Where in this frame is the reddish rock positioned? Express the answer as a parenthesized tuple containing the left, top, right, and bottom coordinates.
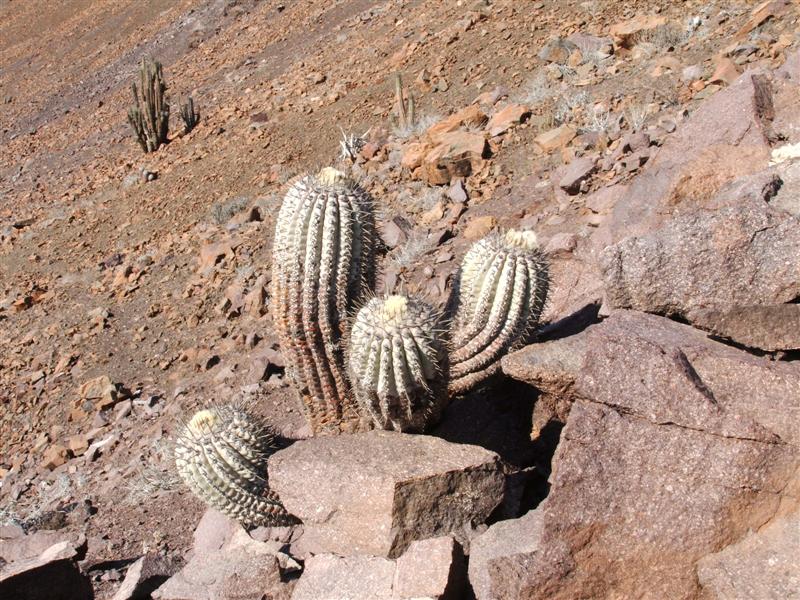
(426, 105, 487, 141)
(400, 141, 430, 170)
(609, 15, 667, 49)
(291, 554, 395, 600)
(534, 125, 576, 153)
(268, 432, 504, 558)
(422, 132, 488, 185)
(486, 104, 531, 137)
(558, 156, 597, 194)
(710, 57, 741, 86)
(463, 216, 497, 240)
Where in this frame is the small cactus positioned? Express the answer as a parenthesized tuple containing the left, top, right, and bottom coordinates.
(449, 229, 549, 394)
(339, 127, 366, 162)
(180, 96, 200, 134)
(272, 167, 377, 434)
(174, 405, 292, 526)
(348, 295, 448, 432)
(127, 57, 170, 153)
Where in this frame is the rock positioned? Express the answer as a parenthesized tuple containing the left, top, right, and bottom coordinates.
(601, 203, 800, 325)
(394, 536, 466, 600)
(710, 57, 741, 86)
(291, 554, 395, 600)
(565, 33, 613, 58)
(463, 215, 497, 240)
(609, 15, 667, 49)
(681, 63, 704, 83)
(41, 444, 71, 470)
(153, 528, 292, 600)
(446, 179, 468, 203)
(400, 141, 430, 170)
(491, 310, 799, 599)
(486, 103, 531, 137)
(426, 105, 488, 141)
(0, 536, 91, 600)
(382, 216, 412, 249)
(268, 431, 504, 557)
(111, 553, 180, 600)
(422, 131, 488, 185)
(543, 232, 577, 256)
(78, 375, 124, 410)
(606, 72, 774, 242)
(468, 510, 544, 600)
(689, 303, 800, 352)
(558, 156, 597, 194)
(734, 0, 793, 39)
(291, 536, 465, 600)
(192, 509, 242, 555)
(534, 125, 576, 153)
(537, 37, 577, 64)
(697, 512, 800, 599)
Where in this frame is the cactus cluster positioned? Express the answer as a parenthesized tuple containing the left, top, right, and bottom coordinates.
(348, 295, 448, 432)
(174, 405, 292, 526)
(128, 57, 170, 153)
(180, 96, 200, 134)
(448, 230, 549, 393)
(270, 165, 549, 435)
(271, 167, 377, 434)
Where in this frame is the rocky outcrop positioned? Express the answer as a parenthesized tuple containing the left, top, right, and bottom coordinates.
(268, 431, 504, 558)
(488, 310, 799, 599)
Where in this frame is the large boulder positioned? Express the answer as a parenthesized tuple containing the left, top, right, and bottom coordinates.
(268, 431, 504, 558)
(600, 201, 800, 350)
(485, 311, 799, 599)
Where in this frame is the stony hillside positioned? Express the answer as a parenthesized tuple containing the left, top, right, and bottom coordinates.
(1, 1, 798, 598)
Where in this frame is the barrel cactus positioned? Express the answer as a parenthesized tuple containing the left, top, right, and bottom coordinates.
(348, 295, 448, 432)
(271, 167, 378, 434)
(448, 229, 549, 394)
(174, 405, 293, 526)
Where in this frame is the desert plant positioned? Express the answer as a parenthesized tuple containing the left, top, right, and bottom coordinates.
(127, 56, 170, 153)
(448, 229, 549, 394)
(180, 96, 200, 134)
(174, 405, 293, 526)
(339, 127, 366, 162)
(390, 73, 415, 133)
(348, 295, 448, 432)
(271, 167, 378, 434)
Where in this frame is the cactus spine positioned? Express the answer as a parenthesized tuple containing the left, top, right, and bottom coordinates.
(449, 229, 549, 394)
(348, 295, 448, 432)
(272, 167, 377, 434)
(127, 56, 170, 153)
(174, 405, 292, 526)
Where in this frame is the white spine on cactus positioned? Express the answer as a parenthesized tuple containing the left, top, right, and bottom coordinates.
(348, 295, 448, 432)
(449, 229, 549, 394)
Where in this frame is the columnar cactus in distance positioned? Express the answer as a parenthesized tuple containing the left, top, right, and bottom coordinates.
(174, 405, 293, 526)
(272, 167, 377, 434)
(348, 295, 448, 432)
(127, 56, 170, 153)
(448, 229, 549, 394)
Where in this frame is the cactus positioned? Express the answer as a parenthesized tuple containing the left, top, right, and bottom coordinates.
(272, 167, 377, 434)
(174, 405, 293, 526)
(348, 295, 448, 432)
(448, 229, 549, 394)
(180, 96, 200, 134)
(127, 57, 170, 153)
(390, 73, 415, 133)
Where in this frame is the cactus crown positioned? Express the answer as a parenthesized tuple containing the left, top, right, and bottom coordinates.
(348, 294, 448, 432)
(174, 405, 293, 526)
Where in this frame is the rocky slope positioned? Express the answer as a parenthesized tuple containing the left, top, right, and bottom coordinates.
(1, 0, 798, 598)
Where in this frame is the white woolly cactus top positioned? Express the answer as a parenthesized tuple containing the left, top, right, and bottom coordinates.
(316, 166, 351, 187)
(504, 229, 539, 250)
(187, 408, 218, 435)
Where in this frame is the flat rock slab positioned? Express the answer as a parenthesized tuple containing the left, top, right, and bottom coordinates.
(484, 310, 799, 599)
(291, 536, 465, 600)
(269, 431, 504, 558)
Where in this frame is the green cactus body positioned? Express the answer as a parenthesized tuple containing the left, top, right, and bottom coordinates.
(272, 168, 377, 434)
(127, 57, 170, 153)
(348, 295, 448, 432)
(174, 406, 292, 526)
(449, 230, 549, 394)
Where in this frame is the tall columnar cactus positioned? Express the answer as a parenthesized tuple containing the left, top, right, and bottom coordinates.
(449, 229, 549, 394)
(272, 167, 377, 434)
(348, 295, 448, 432)
(174, 405, 293, 526)
(127, 56, 170, 153)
